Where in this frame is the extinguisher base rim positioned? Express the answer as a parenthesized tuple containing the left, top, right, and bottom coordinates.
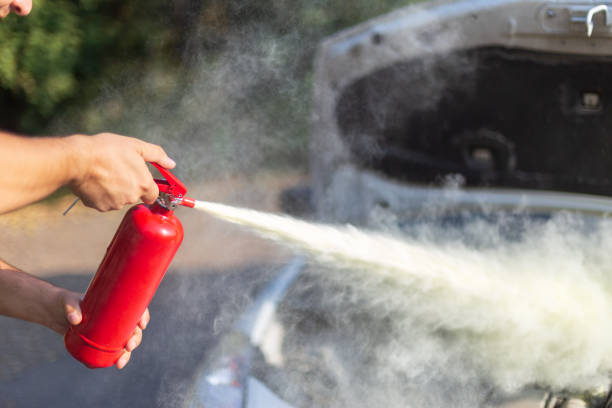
(64, 327, 122, 369)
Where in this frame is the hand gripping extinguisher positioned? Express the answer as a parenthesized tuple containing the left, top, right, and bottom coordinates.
(64, 163, 195, 368)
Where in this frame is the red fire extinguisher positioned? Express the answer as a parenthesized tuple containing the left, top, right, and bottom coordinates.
(64, 163, 195, 368)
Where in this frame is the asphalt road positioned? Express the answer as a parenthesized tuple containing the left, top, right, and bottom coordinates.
(0, 265, 274, 408)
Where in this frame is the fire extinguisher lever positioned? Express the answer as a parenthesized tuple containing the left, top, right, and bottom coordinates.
(152, 163, 195, 209)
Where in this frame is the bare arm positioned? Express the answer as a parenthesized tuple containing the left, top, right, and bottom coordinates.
(0, 258, 71, 333)
(0, 131, 78, 213)
(0, 258, 149, 369)
(0, 131, 163, 368)
(0, 131, 175, 214)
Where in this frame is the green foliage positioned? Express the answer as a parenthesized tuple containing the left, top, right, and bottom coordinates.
(0, 0, 79, 126)
(0, 0, 423, 173)
(0, 0, 178, 132)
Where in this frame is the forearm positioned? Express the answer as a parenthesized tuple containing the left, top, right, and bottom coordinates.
(0, 258, 147, 369)
(0, 131, 82, 214)
(0, 259, 67, 333)
(0, 130, 175, 213)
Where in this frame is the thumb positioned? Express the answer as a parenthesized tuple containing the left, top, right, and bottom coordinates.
(64, 294, 83, 326)
(137, 141, 176, 169)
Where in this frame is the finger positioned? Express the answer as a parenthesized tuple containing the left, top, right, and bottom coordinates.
(140, 179, 160, 205)
(64, 293, 83, 326)
(139, 308, 150, 330)
(116, 350, 131, 370)
(11, 0, 32, 16)
(126, 327, 143, 352)
(137, 141, 176, 169)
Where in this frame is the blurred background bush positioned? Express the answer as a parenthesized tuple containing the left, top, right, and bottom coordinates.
(0, 0, 418, 177)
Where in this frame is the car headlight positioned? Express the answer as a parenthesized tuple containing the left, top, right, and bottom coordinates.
(186, 332, 251, 408)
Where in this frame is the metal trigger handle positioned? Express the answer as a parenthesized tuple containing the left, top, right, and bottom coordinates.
(151, 163, 195, 208)
(152, 162, 188, 199)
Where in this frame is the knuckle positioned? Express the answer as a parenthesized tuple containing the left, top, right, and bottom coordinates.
(143, 182, 159, 197)
(141, 193, 155, 204)
(94, 132, 112, 142)
(81, 199, 95, 209)
(140, 180, 155, 193)
(96, 204, 109, 213)
(148, 186, 159, 200)
(127, 330, 142, 351)
(118, 352, 131, 368)
(100, 132, 119, 138)
(127, 193, 140, 204)
(148, 143, 166, 158)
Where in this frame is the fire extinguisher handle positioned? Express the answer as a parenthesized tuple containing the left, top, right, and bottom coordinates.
(151, 162, 188, 198)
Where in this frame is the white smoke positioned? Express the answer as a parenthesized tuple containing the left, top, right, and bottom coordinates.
(195, 200, 612, 397)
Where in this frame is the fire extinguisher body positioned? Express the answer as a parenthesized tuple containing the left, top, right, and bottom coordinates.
(64, 203, 183, 368)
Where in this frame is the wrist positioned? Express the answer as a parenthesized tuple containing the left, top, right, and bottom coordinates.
(63, 134, 92, 186)
(0, 268, 68, 334)
(40, 286, 72, 334)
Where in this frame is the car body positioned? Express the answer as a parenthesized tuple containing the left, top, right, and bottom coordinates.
(186, 1, 612, 407)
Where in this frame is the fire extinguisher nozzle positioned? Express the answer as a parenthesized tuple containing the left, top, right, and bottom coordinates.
(181, 197, 196, 208)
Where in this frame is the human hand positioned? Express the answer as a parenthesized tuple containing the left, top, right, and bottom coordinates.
(0, 0, 32, 18)
(57, 289, 150, 370)
(66, 133, 176, 212)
